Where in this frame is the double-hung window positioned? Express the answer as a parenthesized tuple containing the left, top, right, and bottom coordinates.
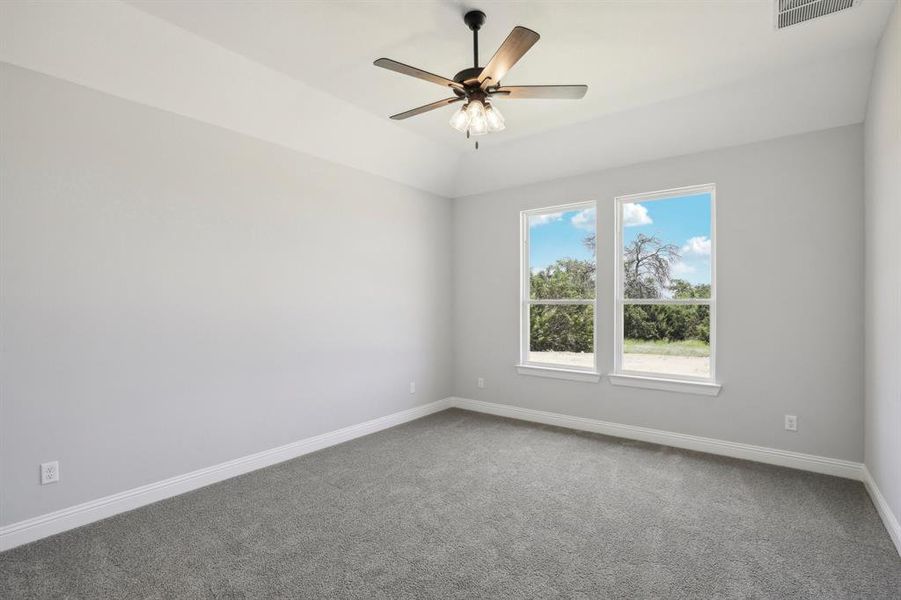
(519, 202, 598, 377)
(614, 184, 716, 384)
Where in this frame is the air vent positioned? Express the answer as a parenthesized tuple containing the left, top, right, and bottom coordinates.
(776, 0, 858, 29)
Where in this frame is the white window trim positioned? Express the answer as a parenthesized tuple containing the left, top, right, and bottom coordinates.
(518, 201, 599, 379)
(608, 373, 721, 396)
(613, 183, 719, 392)
(516, 364, 602, 383)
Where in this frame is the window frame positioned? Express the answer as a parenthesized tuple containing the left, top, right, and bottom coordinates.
(613, 183, 717, 384)
(519, 201, 599, 376)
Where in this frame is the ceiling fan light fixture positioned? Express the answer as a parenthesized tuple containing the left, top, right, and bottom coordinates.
(485, 103, 505, 132)
(449, 105, 471, 132)
(466, 99, 489, 136)
(469, 115, 489, 136)
(466, 99, 486, 121)
(374, 11, 587, 141)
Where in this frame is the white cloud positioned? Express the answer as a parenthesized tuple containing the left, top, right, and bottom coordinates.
(623, 203, 652, 227)
(529, 212, 562, 227)
(681, 236, 711, 257)
(571, 208, 596, 231)
(671, 262, 696, 276)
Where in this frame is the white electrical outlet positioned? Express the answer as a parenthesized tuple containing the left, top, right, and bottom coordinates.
(784, 415, 798, 432)
(41, 461, 59, 485)
(409, 381, 416, 394)
(477, 377, 485, 389)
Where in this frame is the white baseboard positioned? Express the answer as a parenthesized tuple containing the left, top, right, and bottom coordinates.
(862, 467, 901, 557)
(0, 398, 452, 552)
(5, 397, 895, 559)
(448, 397, 865, 481)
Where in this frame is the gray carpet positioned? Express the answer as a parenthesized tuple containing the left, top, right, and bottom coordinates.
(1, 409, 899, 599)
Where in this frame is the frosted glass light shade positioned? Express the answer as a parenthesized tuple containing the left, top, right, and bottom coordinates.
(449, 105, 471, 132)
(485, 103, 505, 132)
(466, 99, 486, 120)
(467, 100, 488, 136)
(469, 114, 488, 136)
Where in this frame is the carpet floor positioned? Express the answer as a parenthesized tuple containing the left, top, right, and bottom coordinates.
(1, 408, 899, 599)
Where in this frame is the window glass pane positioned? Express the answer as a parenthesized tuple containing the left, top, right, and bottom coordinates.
(622, 193, 711, 299)
(529, 207, 596, 300)
(622, 304, 710, 378)
(529, 304, 594, 369)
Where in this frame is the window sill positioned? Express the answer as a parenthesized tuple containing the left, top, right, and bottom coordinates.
(515, 364, 601, 383)
(608, 373, 721, 396)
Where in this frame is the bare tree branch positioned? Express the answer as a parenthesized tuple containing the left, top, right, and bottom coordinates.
(624, 234, 680, 298)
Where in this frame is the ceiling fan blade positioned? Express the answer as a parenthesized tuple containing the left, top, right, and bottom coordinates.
(389, 97, 462, 120)
(490, 85, 588, 100)
(374, 58, 464, 91)
(478, 26, 540, 89)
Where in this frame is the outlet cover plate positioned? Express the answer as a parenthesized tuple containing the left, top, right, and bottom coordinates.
(784, 415, 798, 432)
(41, 461, 60, 485)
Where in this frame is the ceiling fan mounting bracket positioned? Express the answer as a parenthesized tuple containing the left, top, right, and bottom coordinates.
(463, 10, 487, 32)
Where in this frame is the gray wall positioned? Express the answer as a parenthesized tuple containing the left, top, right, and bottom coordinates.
(864, 5, 901, 527)
(454, 125, 865, 462)
(0, 57, 879, 530)
(0, 64, 453, 525)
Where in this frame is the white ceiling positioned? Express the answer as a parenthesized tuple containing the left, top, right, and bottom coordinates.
(2, 1, 895, 196)
(128, 0, 894, 147)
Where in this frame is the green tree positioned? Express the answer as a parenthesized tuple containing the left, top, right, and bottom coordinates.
(670, 279, 710, 299)
(529, 257, 595, 352)
(528, 239, 710, 351)
(530, 258, 595, 299)
(529, 304, 593, 352)
(623, 279, 710, 343)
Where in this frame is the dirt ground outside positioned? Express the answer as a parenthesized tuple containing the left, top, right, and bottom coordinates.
(529, 351, 709, 378)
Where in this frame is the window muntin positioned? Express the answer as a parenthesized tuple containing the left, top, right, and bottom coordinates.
(521, 203, 597, 371)
(615, 185, 715, 382)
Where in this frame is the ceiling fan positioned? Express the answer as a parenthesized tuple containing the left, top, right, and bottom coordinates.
(374, 10, 588, 144)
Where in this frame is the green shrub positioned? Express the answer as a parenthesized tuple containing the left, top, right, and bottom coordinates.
(531, 257, 710, 349)
(529, 304, 593, 352)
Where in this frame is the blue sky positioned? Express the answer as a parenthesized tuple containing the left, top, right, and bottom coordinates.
(528, 208, 595, 271)
(529, 193, 712, 285)
(623, 193, 711, 285)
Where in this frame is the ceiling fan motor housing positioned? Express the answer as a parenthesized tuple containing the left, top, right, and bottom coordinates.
(452, 67, 485, 93)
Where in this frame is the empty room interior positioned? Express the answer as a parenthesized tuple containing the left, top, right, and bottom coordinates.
(1, 1, 900, 598)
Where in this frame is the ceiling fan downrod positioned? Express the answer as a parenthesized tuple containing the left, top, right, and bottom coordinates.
(464, 10, 486, 68)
